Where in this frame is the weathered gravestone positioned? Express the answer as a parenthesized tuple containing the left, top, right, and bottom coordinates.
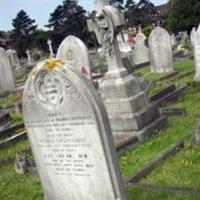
(87, 1, 166, 144)
(133, 31, 149, 65)
(56, 35, 92, 79)
(22, 59, 126, 200)
(7, 49, 25, 80)
(0, 47, 16, 91)
(6, 49, 20, 67)
(190, 25, 200, 82)
(149, 26, 173, 73)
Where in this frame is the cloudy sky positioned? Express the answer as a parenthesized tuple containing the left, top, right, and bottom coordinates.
(0, 0, 168, 31)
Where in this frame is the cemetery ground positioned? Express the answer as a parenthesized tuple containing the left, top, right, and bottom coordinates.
(0, 58, 200, 200)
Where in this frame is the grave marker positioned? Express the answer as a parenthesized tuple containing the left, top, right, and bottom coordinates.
(149, 26, 173, 73)
(133, 31, 149, 65)
(22, 58, 126, 200)
(0, 47, 15, 91)
(56, 35, 91, 79)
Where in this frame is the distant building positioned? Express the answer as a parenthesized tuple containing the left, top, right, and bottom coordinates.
(153, 1, 170, 24)
(155, 2, 170, 15)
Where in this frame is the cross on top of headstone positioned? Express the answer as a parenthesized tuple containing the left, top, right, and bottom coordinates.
(87, 0, 126, 78)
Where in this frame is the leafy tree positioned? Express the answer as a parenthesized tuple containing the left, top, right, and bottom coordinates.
(29, 30, 52, 52)
(11, 10, 37, 56)
(46, 0, 90, 48)
(125, 0, 157, 27)
(124, 0, 137, 27)
(168, 0, 200, 33)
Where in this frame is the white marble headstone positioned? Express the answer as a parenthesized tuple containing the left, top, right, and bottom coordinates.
(133, 32, 149, 65)
(56, 35, 92, 79)
(149, 26, 173, 73)
(0, 47, 15, 91)
(6, 49, 20, 67)
(191, 25, 200, 82)
(22, 59, 126, 200)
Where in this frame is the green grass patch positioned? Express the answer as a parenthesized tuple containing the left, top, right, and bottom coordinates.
(0, 164, 43, 200)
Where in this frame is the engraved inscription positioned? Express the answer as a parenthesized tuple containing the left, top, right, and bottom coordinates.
(25, 113, 95, 177)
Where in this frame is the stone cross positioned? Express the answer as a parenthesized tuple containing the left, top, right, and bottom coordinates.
(47, 39, 54, 58)
(25, 49, 31, 65)
(87, 0, 126, 78)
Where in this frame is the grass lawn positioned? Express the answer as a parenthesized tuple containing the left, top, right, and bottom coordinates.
(0, 59, 200, 199)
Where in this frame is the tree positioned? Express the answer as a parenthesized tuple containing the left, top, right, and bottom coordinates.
(124, 0, 137, 27)
(167, 0, 200, 33)
(46, 0, 90, 48)
(125, 0, 157, 27)
(11, 10, 37, 56)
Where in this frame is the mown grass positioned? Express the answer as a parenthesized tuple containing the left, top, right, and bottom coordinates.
(0, 58, 199, 200)
(122, 59, 200, 199)
(0, 164, 43, 200)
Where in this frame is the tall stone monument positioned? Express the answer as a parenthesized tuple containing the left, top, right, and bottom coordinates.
(26, 49, 32, 65)
(22, 58, 126, 200)
(190, 25, 200, 82)
(133, 30, 149, 65)
(149, 26, 173, 73)
(87, 0, 166, 144)
(0, 47, 16, 91)
(56, 35, 92, 79)
(47, 39, 55, 58)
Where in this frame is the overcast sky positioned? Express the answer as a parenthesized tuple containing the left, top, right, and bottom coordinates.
(0, 0, 168, 31)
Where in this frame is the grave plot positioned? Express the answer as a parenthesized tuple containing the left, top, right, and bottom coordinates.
(119, 58, 200, 200)
(0, 89, 29, 166)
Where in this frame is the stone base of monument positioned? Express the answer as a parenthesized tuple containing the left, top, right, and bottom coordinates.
(99, 73, 167, 146)
(114, 116, 167, 146)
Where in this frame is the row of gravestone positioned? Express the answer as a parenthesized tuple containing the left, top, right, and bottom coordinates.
(0, 36, 92, 93)
(118, 26, 174, 73)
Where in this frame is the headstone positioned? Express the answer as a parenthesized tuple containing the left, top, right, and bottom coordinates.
(190, 27, 197, 46)
(56, 35, 92, 79)
(149, 26, 173, 73)
(47, 39, 55, 58)
(133, 31, 149, 65)
(22, 58, 126, 200)
(87, 1, 166, 144)
(191, 25, 200, 82)
(7, 49, 25, 80)
(0, 47, 16, 91)
(6, 49, 20, 67)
